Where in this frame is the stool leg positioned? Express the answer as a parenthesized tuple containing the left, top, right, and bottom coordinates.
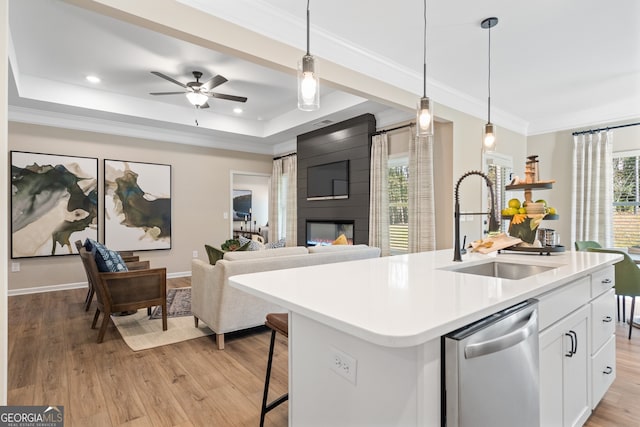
(260, 329, 277, 427)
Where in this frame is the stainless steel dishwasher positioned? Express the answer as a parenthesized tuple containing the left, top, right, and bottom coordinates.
(443, 299, 539, 427)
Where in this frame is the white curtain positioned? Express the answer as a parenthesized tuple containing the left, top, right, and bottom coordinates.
(269, 154, 298, 246)
(369, 134, 390, 256)
(408, 130, 436, 252)
(571, 131, 613, 247)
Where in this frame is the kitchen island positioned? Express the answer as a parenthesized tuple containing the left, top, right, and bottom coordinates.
(230, 249, 621, 426)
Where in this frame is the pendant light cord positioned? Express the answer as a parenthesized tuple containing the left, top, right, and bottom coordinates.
(306, 0, 311, 55)
(487, 23, 492, 123)
(422, 0, 427, 97)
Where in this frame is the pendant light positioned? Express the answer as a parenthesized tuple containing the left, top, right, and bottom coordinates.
(481, 17, 498, 151)
(416, 0, 433, 137)
(298, 0, 319, 111)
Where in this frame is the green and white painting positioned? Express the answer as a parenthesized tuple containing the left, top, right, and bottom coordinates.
(11, 151, 98, 258)
(104, 160, 171, 251)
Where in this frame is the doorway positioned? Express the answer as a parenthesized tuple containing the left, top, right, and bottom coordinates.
(230, 171, 271, 242)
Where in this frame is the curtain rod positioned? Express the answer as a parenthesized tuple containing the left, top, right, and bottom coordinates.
(273, 152, 296, 161)
(371, 122, 415, 136)
(572, 121, 640, 136)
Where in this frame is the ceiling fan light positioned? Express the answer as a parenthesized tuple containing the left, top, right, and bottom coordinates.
(416, 96, 434, 137)
(298, 54, 319, 111)
(186, 91, 208, 107)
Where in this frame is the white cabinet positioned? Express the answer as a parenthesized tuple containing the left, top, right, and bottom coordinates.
(589, 268, 616, 409)
(540, 304, 590, 427)
(538, 265, 616, 427)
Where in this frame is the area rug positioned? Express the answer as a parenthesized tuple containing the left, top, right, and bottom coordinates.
(150, 287, 192, 319)
(111, 288, 213, 351)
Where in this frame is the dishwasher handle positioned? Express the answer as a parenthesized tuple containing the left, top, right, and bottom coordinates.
(464, 310, 537, 359)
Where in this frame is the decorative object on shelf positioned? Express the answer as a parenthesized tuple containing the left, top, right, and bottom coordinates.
(104, 160, 171, 251)
(297, 0, 319, 111)
(481, 17, 499, 151)
(500, 156, 564, 253)
(416, 0, 434, 137)
(10, 151, 98, 258)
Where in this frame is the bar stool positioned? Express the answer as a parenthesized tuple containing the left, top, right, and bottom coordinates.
(260, 312, 289, 427)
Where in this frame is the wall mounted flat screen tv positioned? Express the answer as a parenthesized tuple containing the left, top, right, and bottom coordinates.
(307, 160, 349, 200)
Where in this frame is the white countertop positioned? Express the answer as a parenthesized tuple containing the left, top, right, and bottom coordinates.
(229, 249, 621, 347)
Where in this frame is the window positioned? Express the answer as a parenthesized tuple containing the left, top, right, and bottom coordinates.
(388, 155, 409, 254)
(484, 153, 513, 234)
(613, 151, 640, 246)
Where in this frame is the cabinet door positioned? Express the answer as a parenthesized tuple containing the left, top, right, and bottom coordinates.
(540, 329, 564, 427)
(563, 314, 590, 427)
(539, 305, 590, 427)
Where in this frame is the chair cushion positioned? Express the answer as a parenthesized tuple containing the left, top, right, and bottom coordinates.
(333, 234, 348, 245)
(86, 238, 128, 272)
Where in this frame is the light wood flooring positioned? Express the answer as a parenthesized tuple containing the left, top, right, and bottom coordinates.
(7, 278, 640, 426)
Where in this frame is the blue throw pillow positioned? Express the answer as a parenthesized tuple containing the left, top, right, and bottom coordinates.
(86, 238, 128, 272)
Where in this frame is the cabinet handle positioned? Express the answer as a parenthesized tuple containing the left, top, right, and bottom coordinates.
(601, 278, 612, 284)
(565, 332, 574, 357)
(602, 316, 613, 323)
(570, 330, 578, 355)
(603, 366, 613, 375)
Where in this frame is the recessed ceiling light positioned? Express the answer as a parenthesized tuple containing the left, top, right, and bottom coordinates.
(86, 75, 101, 84)
(233, 107, 243, 114)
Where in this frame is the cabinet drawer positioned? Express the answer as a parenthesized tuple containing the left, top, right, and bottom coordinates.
(591, 266, 615, 298)
(591, 289, 616, 352)
(591, 335, 616, 409)
(538, 277, 590, 331)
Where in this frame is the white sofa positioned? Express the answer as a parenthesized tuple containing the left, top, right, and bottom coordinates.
(191, 245, 381, 349)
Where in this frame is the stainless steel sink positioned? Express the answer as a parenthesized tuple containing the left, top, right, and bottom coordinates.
(447, 261, 556, 280)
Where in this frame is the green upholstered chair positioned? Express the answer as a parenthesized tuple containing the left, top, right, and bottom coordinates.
(588, 247, 640, 339)
(575, 240, 602, 251)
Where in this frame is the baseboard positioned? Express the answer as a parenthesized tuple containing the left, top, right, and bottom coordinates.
(8, 270, 192, 296)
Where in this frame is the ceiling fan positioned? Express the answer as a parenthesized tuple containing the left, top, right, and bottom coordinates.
(149, 70, 248, 108)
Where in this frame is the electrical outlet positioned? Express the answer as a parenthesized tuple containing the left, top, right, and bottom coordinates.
(11, 262, 20, 272)
(192, 250, 198, 258)
(329, 347, 357, 384)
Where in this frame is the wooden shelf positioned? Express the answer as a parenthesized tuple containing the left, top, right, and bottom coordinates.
(501, 214, 559, 221)
(505, 182, 553, 191)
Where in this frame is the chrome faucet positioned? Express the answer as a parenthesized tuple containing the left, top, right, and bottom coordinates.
(453, 170, 500, 261)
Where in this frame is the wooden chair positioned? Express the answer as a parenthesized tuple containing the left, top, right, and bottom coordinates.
(75, 240, 151, 311)
(588, 247, 640, 339)
(77, 243, 168, 343)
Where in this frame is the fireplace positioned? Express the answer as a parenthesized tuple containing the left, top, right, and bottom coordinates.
(306, 220, 354, 246)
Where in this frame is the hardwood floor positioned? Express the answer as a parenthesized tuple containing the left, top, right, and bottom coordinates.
(7, 279, 640, 426)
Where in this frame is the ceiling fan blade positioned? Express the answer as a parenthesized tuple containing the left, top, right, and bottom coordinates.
(151, 71, 187, 88)
(201, 74, 228, 91)
(210, 93, 248, 103)
(149, 91, 187, 96)
(198, 102, 210, 109)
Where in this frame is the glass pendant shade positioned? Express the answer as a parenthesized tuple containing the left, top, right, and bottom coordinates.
(298, 54, 319, 111)
(416, 96, 434, 136)
(483, 123, 496, 151)
(186, 92, 208, 107)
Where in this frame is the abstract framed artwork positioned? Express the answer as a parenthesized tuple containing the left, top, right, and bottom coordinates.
(232, 189, 252, 221)
(104, 160, 171, 251)
(11, 151, 98, 258)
